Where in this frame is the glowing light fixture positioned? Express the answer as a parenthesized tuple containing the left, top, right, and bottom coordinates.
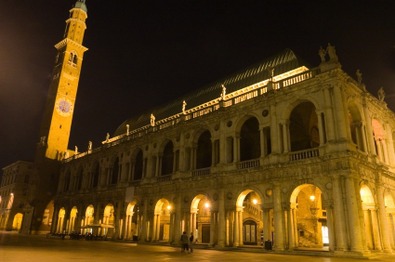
(252, 199, 258, 205)
(204, 202, 210, 209)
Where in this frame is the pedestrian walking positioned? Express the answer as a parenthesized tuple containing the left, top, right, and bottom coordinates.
(189, 232, 194, 253)
(180, 231, 189, 253)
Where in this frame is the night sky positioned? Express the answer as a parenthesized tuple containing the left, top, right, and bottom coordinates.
(0, 0, 394, 169)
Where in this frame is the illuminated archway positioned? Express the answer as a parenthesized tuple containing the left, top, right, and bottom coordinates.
(125, 201, 140, 240)
(384, 192, 395, 248)
(102, 204, 115, 237)
(56, 208, 66, 233)
(69, 206, 78, 233)
(40, 200, 54, 232)
(360, 184, 380, 250)
(153, 198, 172, 242)
(290, 184, 327, 249)
(234, 190, 263, 246)
(12, 213, 23, 231)
(190, 194, 212, 244)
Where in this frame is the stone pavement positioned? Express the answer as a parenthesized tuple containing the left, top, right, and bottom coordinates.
(1, 231, 395, 262)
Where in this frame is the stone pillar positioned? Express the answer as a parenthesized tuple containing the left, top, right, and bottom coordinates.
(345, 176, 364, 252)
(217, 190, 226, 247)
(377, 185, 392, 251)
(371, 209, 382, 250)
(362, 102, 376, 155)
(317, 110, 325, 145)
(234, 133, 240, 162)
(323, 87, 336, 141)
(332, 84, 348, 141)
(273, 184, 284, 250)
(233, 208, 241, 246)
(210, 211, 217, 246)
(287, 204, 296, 249)
(332, 175, 347, 250)
(325, 204, 335, 252)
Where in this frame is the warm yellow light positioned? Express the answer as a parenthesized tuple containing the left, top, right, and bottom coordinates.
(309, 195, 315, 201)
(204, 202, 210, 209)
(167, 205, 172, 210)
(252, 199, 258, 205)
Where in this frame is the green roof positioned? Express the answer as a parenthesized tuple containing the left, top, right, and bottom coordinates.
(114, 49, 306, 136)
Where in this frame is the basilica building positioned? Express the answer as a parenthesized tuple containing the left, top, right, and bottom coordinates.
(1, 0, 395, 258)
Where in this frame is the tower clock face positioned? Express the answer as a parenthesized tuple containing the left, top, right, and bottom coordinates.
(56, 98, 73, 116)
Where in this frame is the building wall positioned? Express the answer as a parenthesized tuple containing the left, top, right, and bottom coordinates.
(52, 60, 395, 255)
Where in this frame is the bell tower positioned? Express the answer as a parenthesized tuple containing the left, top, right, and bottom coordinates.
(38, 0, 88, 160)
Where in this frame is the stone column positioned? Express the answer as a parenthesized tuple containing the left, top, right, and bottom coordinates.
(323, 87, 336, 141)
(362, 102, 376, 155)
(273, 184, 284, 250)
(377, 185, 391, 251)
(345, 176, 364, 252)
(317, 110, 325, 145)
(234, 133, 240, 162)
(332, 84, 348, 141)
(233, 207, 241, 246)
(217, 190, 226, 247)
(332, 175, 347, 250)
(371, 209, 382, 250)
(210, 211, 217, 246)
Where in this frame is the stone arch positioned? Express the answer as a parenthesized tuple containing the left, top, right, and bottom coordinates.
(234, 189, 264, 246)
(125, 200, 140, 240)
(153, 198, 172, 242)
(69, 206, 78, 233)
(12, 213, 23, 231)
(348, 101, 366, 151)
(102, 204, 115, 238)
(56, 207, 66, 233)
(239, 116, 261, 161)
(40, 200, 54, 232)
(91, 161, 100, 188)
(372, 118, 388, 163)
(84, 205, 95, 228)
(161, 140, 174, 175)
(290, 184, 328, 249)
(110, 157, 120, 185)
(384, 191, 395, 248)
(196, 130, 212, 169)
(190, 194, 212, 244)
(360, 183, 380, 250)
(289, 101, 320, 151)
(131, 148, 144, 180)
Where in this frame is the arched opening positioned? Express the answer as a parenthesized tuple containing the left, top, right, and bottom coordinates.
(153, 198, 172, 242)
(384, 192, 395, 248)
(161, 141, 174, 175)
(190, 194, 212, 244)
(91, 162, 100, 188)
(348, 103, 365, 152)
(39, 200, 54, 232)
(240, 117, 261, 161)
(83, 205, 95, 233)
(196, 131, 212, 169)
(234, 190, 263, 246)
(12, 213, 23, 231)
(290, 184, 328, 249)
(125, 202, 140, 241)
(111, 158, 119, 184)
(372, 119, 388, 163)
(360, 184, 380, 250)
(69, 206, 78, 233)
(133, 149, 143, 180)
(102, 204, 115, 238)
(56, 208, 66, 233)
(289, 102, 319, 151)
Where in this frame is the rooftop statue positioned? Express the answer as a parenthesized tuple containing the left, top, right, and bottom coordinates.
(182, 100, 187, 114)
(378, 87, 386, 101)
(326, 43, 338, 62)
(319, 46, 326, 63)
(150, 114, 156, 127)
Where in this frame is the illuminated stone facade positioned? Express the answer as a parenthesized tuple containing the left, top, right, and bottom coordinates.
(53, 44, 395, 256)
(2, 1, 395, 258)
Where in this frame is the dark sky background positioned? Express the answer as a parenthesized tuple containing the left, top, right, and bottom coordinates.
(0, 0, 395, 169)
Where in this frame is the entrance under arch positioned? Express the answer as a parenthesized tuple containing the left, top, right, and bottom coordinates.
(153, 198, 172, 242)
(235, 190, 263, 247)
(290, 184, 328, 249)
(12, 213, 23, 231)
(190, 194, 212, 244)
(125, 202, 140, 240)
